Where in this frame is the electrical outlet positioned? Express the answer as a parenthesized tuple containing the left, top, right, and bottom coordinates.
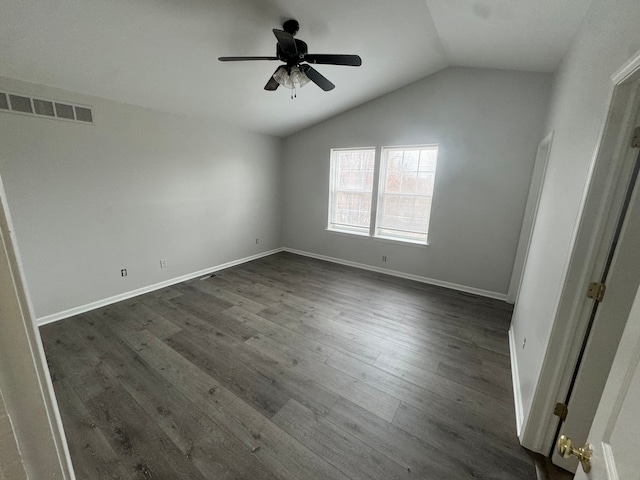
(160, 259, 167, 269)
(255, 238, 259, 244)
(382, 256, 387, 262)
(121, 268, 127, 277)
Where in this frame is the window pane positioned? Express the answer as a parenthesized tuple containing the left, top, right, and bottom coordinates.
(329, 148, 375, 233)
(385, 171, 401, 192)
(403, 150, 420, 172)
(375, 145, 438, 243)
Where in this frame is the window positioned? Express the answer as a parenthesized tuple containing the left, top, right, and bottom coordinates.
(328, 145, 438, 245)
(328, 148, 376, 235)
(376, 146, 438, 243)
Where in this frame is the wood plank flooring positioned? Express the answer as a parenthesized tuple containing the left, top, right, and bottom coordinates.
(40, 252, 536, 479)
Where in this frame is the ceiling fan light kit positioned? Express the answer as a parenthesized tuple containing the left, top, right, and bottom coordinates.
(218, 19, 362, 97)
(273, 66, 310, 98)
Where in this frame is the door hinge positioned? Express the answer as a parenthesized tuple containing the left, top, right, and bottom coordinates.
(554, 402, 569, 422)
(587, 282, 606, 302)
(632, 127, 640, 148)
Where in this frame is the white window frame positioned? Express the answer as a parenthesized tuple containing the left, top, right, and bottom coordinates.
(327, 144, 438, 246)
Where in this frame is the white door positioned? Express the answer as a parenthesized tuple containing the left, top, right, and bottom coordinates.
(553, 133, 640, 472)
(571, 283, 640, 480)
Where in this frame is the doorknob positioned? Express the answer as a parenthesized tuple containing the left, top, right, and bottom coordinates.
(557, 435, 592, 473)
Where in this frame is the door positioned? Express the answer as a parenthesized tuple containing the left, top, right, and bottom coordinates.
(570, 283, 640, 479)
(552, 130, 640, 472)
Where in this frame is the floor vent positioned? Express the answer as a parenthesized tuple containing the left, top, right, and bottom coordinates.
(0, 91, 93, 124)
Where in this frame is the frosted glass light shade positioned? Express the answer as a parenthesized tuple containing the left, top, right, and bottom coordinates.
(273, 66, 310, 89)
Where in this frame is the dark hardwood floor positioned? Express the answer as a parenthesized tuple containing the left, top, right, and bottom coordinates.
(40, 252, 537, 479)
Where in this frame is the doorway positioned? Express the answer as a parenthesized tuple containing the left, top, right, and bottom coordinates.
(516, 51, 640, 471)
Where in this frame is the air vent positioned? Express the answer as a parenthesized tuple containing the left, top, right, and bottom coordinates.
(74, 106, 93, 123)
(9, 95, 33, 113)
(54, 102, 74, 120)
(0, 91, 93, 124)
(33, 99, 55, 117)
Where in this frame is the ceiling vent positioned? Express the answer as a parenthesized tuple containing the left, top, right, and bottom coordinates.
(0, 91, 93, 124)
(0, 93, 9, 110)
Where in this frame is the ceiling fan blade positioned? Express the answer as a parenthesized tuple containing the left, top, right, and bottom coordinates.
(273, 29, 298, 56)
(264, 67, 282, 91)
(304, 54, 362, 66)
(218, 56, 278, 61)
(301, 65, 335, 91)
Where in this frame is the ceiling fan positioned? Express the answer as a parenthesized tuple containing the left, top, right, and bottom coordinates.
(218, 19, 362, 94)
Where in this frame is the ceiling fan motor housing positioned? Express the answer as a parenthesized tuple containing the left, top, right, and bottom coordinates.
(277, 39, 308, 65)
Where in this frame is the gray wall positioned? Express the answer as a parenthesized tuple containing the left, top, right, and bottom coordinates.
(281, 67, 553, 296)
(0, 77, 283, 319)
(512, 0, 640, 434)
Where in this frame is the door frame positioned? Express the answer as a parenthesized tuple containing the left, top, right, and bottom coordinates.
(519, 50, 640, 454)
(0, 175, 75, 478)
(507, 130, 554, 304)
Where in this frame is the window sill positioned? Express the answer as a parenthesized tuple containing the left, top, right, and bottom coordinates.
(374, 235, 429, 247)
(325, 228, 429, 247)
(325, 228, 370, 238)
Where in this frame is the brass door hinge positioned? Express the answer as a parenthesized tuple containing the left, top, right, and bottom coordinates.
(587, 282, 606, 302)
(554, 402, 569, 422)
(632, 127, 640, 148)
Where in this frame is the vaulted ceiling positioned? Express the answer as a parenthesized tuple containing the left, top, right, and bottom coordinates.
(1, 0, 592, 137)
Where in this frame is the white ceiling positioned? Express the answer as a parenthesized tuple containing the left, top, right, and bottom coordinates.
(0, 0, 592, 137)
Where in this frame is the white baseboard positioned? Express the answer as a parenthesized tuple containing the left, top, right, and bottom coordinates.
(283, 247, 508, 301)
(36, 248, 284, 326)
(37, 246, 508, 326)
(509, 325, 524, 438)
